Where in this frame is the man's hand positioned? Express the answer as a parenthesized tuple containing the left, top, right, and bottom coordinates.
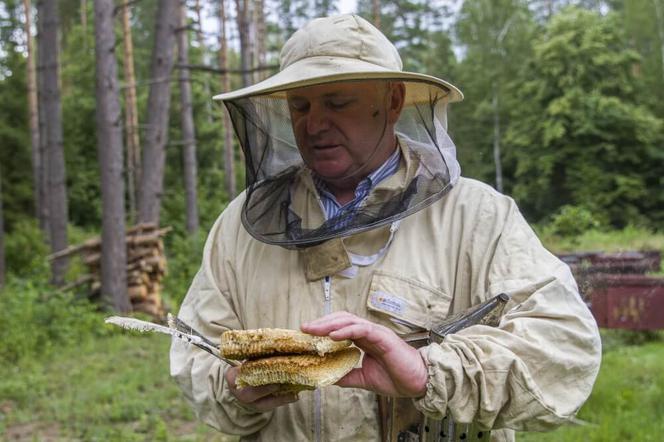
(301, 311, 428, 398)
(225, 366, 299, 412)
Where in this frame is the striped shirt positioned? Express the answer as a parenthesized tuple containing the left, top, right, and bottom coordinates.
(313, 147, 401, 223)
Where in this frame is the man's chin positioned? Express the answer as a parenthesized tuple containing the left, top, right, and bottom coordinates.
(309, 163, 351, 182)
(314, 172, 348, 184)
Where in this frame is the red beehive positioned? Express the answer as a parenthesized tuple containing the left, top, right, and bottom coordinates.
(588, 274, 664, 330)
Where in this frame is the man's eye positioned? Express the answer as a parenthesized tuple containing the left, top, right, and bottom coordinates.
(288, 101, 309, 112)
(328, 99, 353, 109)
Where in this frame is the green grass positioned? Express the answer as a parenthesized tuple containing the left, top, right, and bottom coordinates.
(1, 328, 663, 441)
(2, 226, 663, 440)
(539, 226, 664, 256)
(0, 333, 237, 442)
(520, 336, 664, 441)
(539, 226, 664, 275)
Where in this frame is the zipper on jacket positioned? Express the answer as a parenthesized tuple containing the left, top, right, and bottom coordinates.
(323, 276, 332, 315)
(315, 275, 332, 442)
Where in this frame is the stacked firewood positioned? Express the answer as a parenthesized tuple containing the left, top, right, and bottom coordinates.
(52, 223, 171, 318)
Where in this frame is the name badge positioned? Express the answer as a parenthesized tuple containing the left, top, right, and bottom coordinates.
(369, 291, 407, 316)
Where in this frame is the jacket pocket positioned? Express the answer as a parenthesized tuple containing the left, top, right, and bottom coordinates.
(366, 270, 451, 335)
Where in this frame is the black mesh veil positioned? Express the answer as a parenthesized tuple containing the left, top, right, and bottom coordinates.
(222, 78, 461, 248)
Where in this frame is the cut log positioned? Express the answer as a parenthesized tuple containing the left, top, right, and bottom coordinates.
(128, 273, 150, 286)
(128, 284, 148, 301)
(132, 301, 163, 318)
(47, 225, 171, 260)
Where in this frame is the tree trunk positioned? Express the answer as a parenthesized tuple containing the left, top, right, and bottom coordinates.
(23, 0, 43, 227)
(492, 85, 503, 193)
(81, 0, 88, 49)
(219, 0, 236, 198)
(36, 0, 49, 236)
(235, 0, 252, 88)
(138, 0, 179, 225)
(177, 1, 200, 234)
(194, 0, 214, 123)
(94, 0, 130, 313)
(372, 0, 381, 29)
(255, 0, 266, 82)
(120, 1, 140, 224)
(0, 168, 5, 290)
(654, 0, 664, 82)
(37, 0, 69, 286)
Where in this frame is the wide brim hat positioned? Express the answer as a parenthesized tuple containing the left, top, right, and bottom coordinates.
(213, 14, 463, 104)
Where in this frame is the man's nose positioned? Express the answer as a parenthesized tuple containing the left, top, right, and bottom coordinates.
(305, 106, 331, 135)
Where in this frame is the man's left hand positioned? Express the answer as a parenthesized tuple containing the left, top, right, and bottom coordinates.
(301, 311, 428, 398)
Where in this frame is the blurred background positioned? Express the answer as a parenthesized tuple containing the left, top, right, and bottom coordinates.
(0, 0, 662, 440)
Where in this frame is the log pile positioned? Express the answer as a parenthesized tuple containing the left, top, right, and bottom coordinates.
(51, 223, 171, 318)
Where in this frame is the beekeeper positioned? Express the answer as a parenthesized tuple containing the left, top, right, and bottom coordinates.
(170, 14, 601, 442)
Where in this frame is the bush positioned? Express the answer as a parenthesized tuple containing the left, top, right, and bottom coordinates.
(0, 277, 107, 364)
(4, 218, 97, 284)
(4, 219, 50, 279)
(161, 230, 208, 310)
(547, 204, 601, 238)
(600, 329, 664, 352)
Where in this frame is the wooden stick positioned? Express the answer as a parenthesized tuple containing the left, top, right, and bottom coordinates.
(59, 274, 95, 291)
(48, 225, 171, 260)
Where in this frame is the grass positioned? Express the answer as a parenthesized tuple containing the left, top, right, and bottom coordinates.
(0, 332, 237, 442)
(520, 335, 664, 442)
(539, 226, 664, 257)
(2, 225, 663, 441)
(1, 328, 663, 441)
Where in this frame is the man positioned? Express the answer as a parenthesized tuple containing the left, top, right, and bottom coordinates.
(171, 14, 601, 442)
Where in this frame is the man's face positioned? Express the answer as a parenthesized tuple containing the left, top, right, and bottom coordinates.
(286, 81, 405, 186)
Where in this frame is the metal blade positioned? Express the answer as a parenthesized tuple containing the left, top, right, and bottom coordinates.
(167, 313, 218, 349)
(105, 316, 239, 366)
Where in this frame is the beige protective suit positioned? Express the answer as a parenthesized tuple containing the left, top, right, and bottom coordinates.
(170, 142, 601, 442)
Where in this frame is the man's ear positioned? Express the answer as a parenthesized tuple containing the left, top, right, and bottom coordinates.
(387, 81, 406, 124)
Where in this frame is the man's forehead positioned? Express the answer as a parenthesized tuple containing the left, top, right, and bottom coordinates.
(286, 80, 385, 99)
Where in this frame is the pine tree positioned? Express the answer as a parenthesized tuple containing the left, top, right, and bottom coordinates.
(36, 0, 69, 285)
(177, 0, 200, 234)
(93, 0, 130, 312)
(138, 0, 179, 225)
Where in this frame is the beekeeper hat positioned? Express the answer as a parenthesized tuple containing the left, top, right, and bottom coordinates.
(213, 14, 463, 104)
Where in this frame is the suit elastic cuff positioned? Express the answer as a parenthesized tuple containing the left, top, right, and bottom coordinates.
(413, 345, 453, 419)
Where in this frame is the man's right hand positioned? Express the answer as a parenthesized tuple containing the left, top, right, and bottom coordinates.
(225, 366, 300, 412)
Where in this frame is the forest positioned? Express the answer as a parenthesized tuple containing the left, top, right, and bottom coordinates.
(0, 0, 663, 440)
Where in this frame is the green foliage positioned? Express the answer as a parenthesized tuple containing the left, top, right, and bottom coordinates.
(3, 218, 49, 278)
(0, 277, 107, 365)
(538, 225, 664, 274)
(546, 204, 601, 238)
(3, 217, 93, 283)
(452, 0, 536, 186)
(0, 334, 235, 441)
(0, 3, 33, 231)
(619, 0, 664, 116)
(505, 8, 664, 227)
(356, 0, 455, 73)
(520, 339, 664, 441)
(600, 329, 664, 351)
(161, 229, 207, 310)
(3, 0, 662, 241)
(60, 10, 103, 227)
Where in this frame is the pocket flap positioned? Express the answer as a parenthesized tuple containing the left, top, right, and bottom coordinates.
(367, 271, 451, 333)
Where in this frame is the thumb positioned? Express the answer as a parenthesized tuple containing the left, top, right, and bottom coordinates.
(334, 368, 366, 389)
